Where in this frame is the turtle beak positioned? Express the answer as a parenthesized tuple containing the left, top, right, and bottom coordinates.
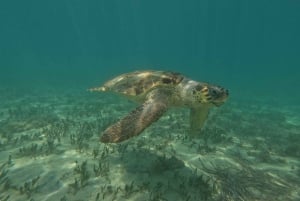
(212, 88, 229, 106)
(213, 102, 224, 107)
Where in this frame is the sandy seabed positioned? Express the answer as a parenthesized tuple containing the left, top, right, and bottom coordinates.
(0, 87, 299, 201)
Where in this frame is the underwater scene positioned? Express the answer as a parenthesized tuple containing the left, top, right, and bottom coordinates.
(0, 1, 300, 201)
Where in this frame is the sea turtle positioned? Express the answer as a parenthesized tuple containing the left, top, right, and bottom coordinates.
(89, 70, 228, 143)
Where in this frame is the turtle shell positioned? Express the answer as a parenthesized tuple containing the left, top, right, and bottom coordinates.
(91, 70, 184, 97)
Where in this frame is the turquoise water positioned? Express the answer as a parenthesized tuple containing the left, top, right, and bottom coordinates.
(0, 1, 299, 200)
(1, 0, 299, 99)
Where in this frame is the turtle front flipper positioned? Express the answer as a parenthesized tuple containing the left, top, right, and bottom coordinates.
(189, 106, 210, 137)
(100, 91, 168, 143)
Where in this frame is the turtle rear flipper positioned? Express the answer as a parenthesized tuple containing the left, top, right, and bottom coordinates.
(100, 91, 168, 143)
(189, 106, 210, 137)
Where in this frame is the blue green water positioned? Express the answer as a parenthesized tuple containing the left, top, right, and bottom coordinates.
(0, 1, 299, 201)
(1, 0, 299, 101)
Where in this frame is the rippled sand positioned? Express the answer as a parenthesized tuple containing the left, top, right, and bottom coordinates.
(0, 88, 299, 201)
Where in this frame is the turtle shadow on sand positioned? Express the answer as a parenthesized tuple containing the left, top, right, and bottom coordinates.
(106, 139, 296, 201)
(111, 147, 213, 201)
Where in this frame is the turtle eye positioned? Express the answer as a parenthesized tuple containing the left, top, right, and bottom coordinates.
(211, 89, 217, 95)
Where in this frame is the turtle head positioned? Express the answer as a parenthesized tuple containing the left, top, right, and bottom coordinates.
(193, 83, 229, 107)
